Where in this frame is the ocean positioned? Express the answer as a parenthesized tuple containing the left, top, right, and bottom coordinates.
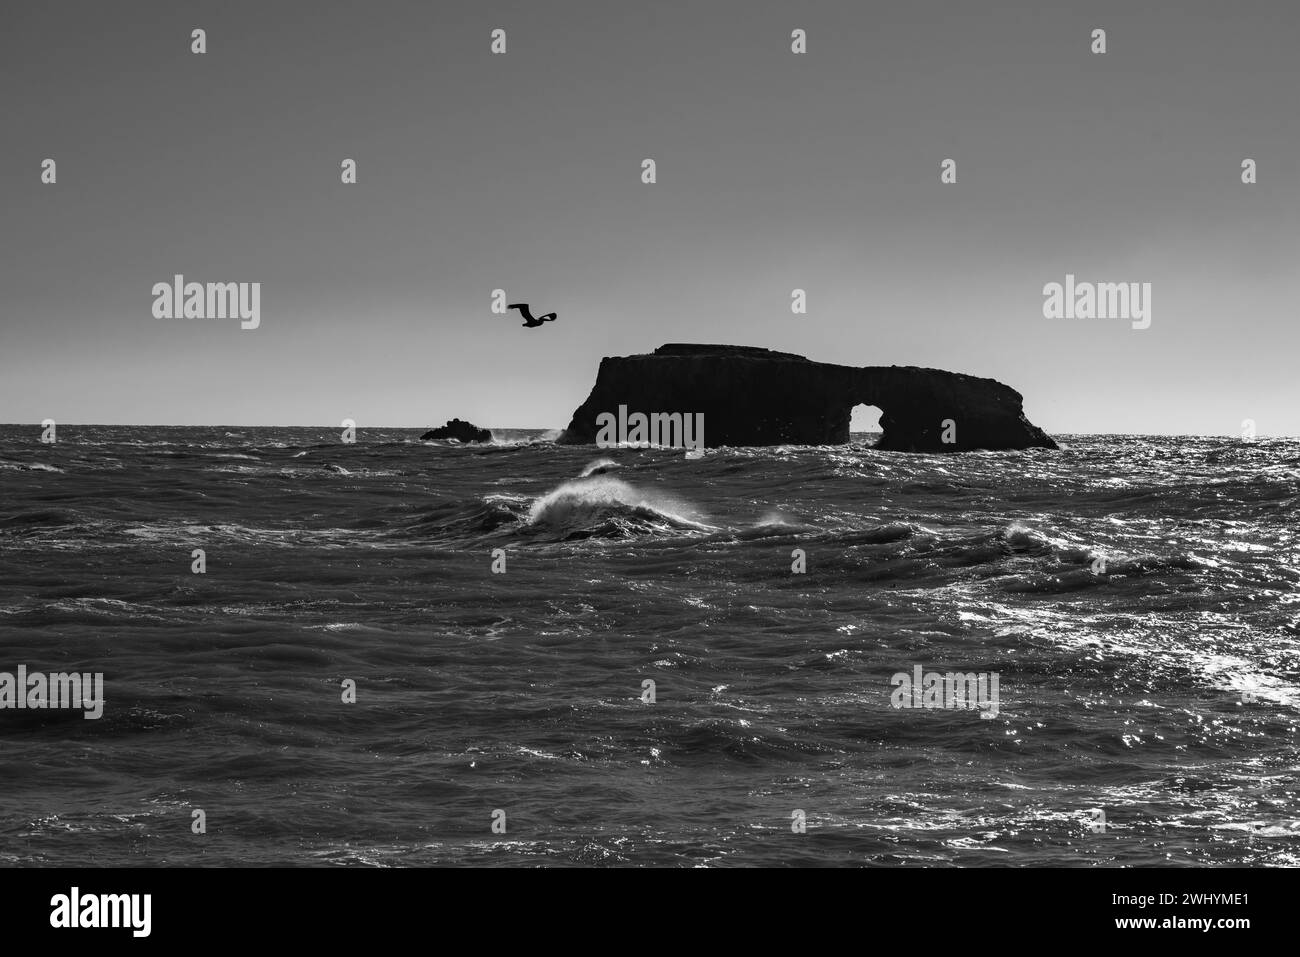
(0, 426, 1296, 866)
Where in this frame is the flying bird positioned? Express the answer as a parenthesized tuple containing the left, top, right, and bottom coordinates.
(507, 302, 557, 329)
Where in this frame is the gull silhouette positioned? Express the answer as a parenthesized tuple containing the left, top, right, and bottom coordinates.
(507, 302, 557, 328)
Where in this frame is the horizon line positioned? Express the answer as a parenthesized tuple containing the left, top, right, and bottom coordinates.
(3, 423, 1294, 440)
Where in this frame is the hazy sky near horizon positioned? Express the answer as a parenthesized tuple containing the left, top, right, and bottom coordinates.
(2, 0, 1297, 434)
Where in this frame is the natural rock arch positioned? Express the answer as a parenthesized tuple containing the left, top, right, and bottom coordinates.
(557, 344, 1056, 452)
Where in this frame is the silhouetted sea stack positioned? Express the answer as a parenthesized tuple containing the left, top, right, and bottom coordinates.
(558, 344, 1057, 452)
(420, 418, 492, 442)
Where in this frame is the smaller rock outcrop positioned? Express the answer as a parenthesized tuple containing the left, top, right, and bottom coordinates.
(420, 418, 492, 442)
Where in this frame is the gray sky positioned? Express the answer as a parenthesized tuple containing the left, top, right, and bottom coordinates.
(2, 0, 1296, 434)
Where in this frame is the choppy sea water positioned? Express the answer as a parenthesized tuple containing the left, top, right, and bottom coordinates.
(0, 425, 1296, 867)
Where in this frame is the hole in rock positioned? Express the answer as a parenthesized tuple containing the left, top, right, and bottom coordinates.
(849, 404, 883, 446)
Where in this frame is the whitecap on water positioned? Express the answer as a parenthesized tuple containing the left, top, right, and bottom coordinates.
(526, 475, 716, 533)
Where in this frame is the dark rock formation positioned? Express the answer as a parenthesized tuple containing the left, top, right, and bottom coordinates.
(557, 344, 1056, 452)
(420, 418, 492, 443)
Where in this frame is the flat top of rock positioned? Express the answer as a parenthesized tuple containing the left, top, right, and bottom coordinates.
(650, 343, 809, 360)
